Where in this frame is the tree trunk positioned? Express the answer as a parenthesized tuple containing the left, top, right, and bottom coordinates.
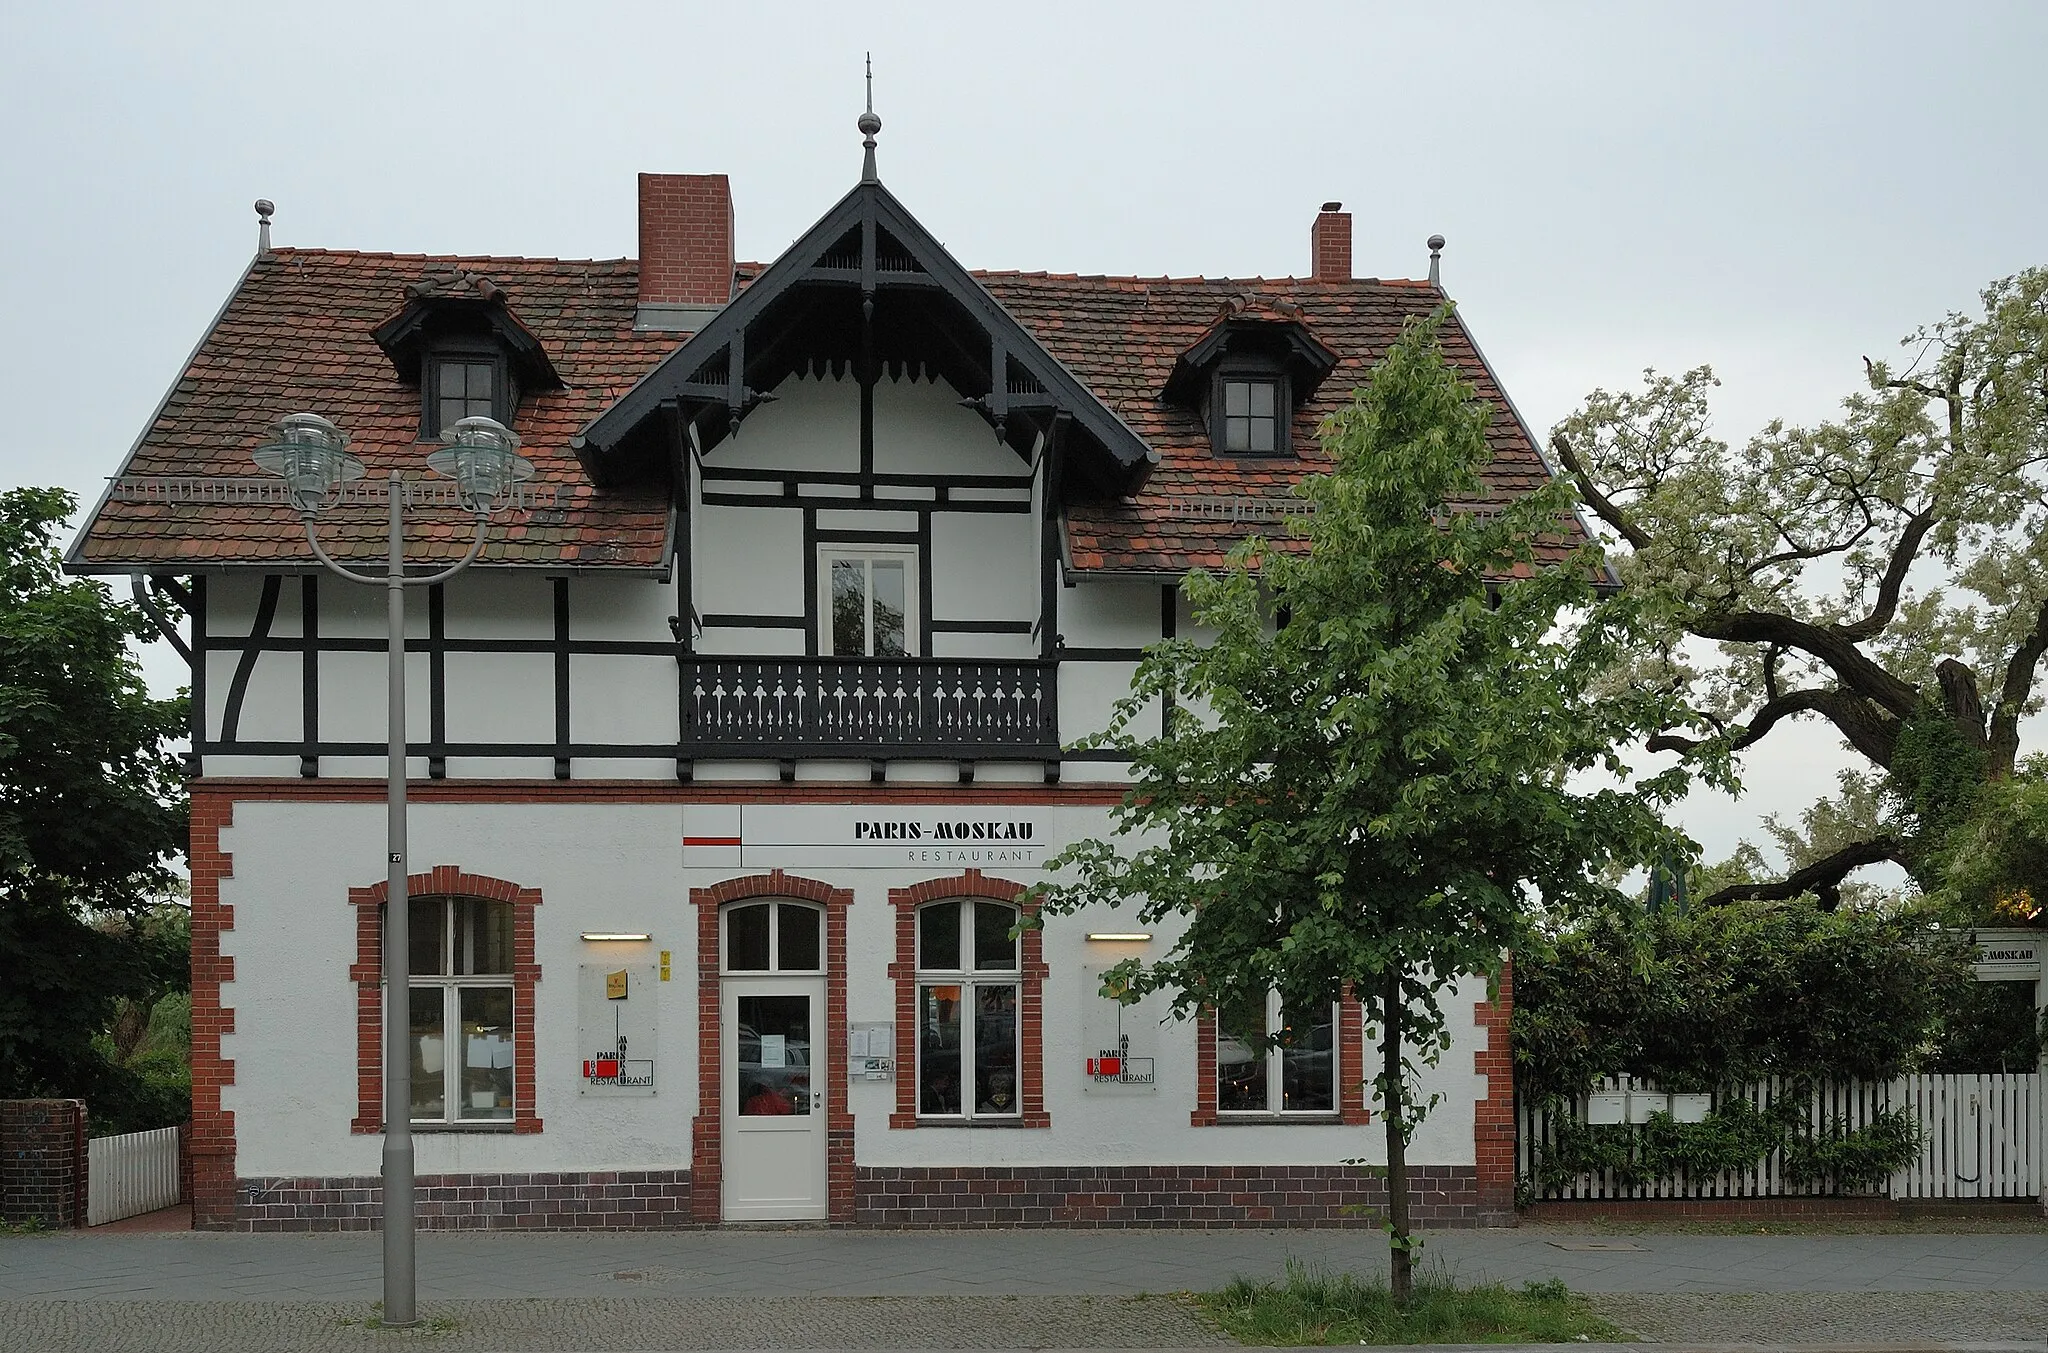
(1380, 965, 1413, 1307)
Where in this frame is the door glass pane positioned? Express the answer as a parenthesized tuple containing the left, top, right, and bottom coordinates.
(1216, 990, 1268, 1112)
(408, 899, 444, 977)
(777, 904, 821, 972)
(736, 993, 814, 1116)
(1281, 1005, 1337, 1113)
(454, 898, 511, 975)
(918, 901, 961, 970)
(973, 983, 1019, 1115)
(919, 983, 963, 1114)
(871, 560, 907, 657)
(830, 559, 867, 655)
(459, 986, 514, 1120)
(725, 904, 770, 971)
(409, 987, 447, 1121)
(973, 902, 1017, 971)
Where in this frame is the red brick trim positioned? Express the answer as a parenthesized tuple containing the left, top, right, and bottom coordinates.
(348, 867, 543, 1136)
(1190, 1008, 1219, 1127)
(1190, 990, 1367, 1127)
(1338, 987, 1371, 1125)
(1472, 957, 1515, 1223)
(193, 778, 1128, 807)
(886, 871, 1049, 1130)
(689, 871, 854, 1224)
(188, 788, 237, 1229)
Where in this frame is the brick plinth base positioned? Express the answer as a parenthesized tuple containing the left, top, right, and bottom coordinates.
(234, 1169, 692, 1231)
(854, 1164, 1508, 1228)
(1522, 1196, 1897, 1223)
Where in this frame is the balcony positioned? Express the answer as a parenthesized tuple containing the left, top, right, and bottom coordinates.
(677, 656, 1058, 761)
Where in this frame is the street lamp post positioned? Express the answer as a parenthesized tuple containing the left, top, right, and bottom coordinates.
(251, 412, 531, 1328)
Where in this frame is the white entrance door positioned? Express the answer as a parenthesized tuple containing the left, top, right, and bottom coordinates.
(722, 978, 828, 1221)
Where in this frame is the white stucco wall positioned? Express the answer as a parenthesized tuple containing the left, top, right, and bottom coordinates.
(218, 797, 1492, 1179)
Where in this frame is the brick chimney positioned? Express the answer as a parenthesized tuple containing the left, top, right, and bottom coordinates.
(1310, 201, 1351, 281)
(637, 173, 734, 331)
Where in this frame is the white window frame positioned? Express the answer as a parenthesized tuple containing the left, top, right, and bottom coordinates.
(818, 545, 920, 657)
(914, 899, 1021, 1122)
(407, 896, 516, 1127)
(1216, 990, 1339, 1118)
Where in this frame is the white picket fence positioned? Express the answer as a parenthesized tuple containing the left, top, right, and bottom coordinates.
(1519, 1073, 2040, 1201)
(86, 1125, 182, 1225)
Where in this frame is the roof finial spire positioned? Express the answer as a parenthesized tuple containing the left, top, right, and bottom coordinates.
(858, 52, 882, 183)
(254, 198, 275, 254)
(1427, 234, 1445, 290)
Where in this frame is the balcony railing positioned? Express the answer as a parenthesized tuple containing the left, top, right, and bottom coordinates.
(677, 656, 1058, 761)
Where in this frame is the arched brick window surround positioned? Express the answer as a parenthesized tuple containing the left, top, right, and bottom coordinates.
(887, 870, 1050, 1130)
(349, 867, 543, 1135)
(690, 871, 853, 1224)
(1190, 987, 1370, 1127)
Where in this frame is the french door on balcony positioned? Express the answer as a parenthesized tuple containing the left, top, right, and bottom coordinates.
(821, 547, 917, 658)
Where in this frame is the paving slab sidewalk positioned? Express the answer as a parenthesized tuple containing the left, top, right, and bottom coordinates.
(5, 1226, 2048, 1350)
(6, 1226, 2048, 1301)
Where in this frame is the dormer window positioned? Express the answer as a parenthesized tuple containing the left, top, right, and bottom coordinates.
(372, 271, 561, 443)
(1219, 377, 1282, 454)
(428, 350, 507, 437)
(1162, 295, 1338, 461)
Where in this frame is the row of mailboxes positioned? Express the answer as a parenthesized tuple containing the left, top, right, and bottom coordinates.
(1584, 1088, 1713, 1124)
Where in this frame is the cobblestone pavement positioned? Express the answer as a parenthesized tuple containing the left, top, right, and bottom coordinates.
(1593, 1291, 2048, 1345)
(0, 1295, 1228, 1352)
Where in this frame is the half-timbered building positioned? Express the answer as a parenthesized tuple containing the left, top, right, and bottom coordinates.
(68, 126, 1553, 1231)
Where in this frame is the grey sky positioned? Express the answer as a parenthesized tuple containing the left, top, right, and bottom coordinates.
(4, 0, 2043, 870)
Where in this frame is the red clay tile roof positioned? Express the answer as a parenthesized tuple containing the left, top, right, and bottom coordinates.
(73, 250, 675, 574)
(73, 249, 1579, 577)
(976, 271, 1576, 575)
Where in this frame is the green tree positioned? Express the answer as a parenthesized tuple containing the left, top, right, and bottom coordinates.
(1551, 269, 2048, 908)
(1030, 313, 1686, 1302)
(0, 487, 189, 1129)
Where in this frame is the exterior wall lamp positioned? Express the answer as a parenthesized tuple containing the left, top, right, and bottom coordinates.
(580, 932, 654, 943)
(249, 411, 530, 1329)
(1085, 933, 1153, 943)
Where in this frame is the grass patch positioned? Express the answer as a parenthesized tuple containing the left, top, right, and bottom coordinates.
(0, 1216, 52, 1236)
(335, 1306, 460, 1336)
(1200, 1261, 1619, 1346)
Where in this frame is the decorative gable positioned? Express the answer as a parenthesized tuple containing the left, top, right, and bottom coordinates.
(574, 174, 1156, 501)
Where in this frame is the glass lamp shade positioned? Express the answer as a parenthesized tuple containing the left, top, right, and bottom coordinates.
(250, 413, 365, 513)
(428, 416, 533, 514)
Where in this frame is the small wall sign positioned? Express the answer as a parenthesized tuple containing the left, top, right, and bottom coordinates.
(1971, 928, 2044, 982)
(578, 963, 657, 1096)
(1080, 965, 1163, 1096)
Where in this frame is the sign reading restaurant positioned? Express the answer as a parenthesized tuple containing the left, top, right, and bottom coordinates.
(683, 804, 1054, 869)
